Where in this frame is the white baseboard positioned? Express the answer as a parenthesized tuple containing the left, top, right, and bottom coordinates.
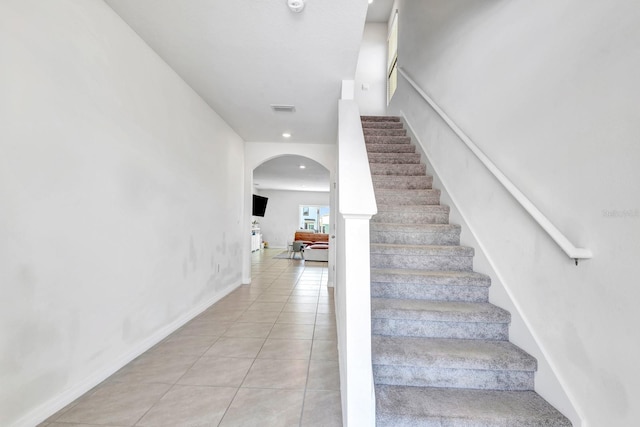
(14, 281, 241, 427)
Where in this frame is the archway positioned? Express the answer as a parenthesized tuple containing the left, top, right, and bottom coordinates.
(242, 143, 337, 285)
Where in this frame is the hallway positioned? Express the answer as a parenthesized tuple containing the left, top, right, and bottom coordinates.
(40, 249, 341, 426)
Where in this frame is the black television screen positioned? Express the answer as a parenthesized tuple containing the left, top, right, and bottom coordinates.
(252, 194, 268, 217)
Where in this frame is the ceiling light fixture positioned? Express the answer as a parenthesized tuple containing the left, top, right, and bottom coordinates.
(299, 165, 306, 169)
(282, 132, 291, 138)
(287, 0, 305, 13)
(368, 0, 374, 4)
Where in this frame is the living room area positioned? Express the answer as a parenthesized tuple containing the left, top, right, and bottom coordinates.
(250, 154, 332, 264)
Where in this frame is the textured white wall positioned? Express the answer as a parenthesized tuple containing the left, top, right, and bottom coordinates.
(354, 23, 388, 115)
(390, 1, 640, 426)
(0, 1, 245, 425)
(254, 190, 330, 249)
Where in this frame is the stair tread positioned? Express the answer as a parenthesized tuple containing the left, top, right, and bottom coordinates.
(371, 223, 459, 232)
(376, 385, 572, 426)
(371, 243, 474, 256)
(372, 335, 537, 371)
(371, 269, 491, 286)
(372, 299, 510, 323)
(376, 204, 449, 212)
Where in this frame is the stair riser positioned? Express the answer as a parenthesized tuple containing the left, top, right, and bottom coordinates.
(372, 211, 449, 224)
(371, 283, 489, 302)
(363, 129, 407, 137)
(373, 365, 535, 391)
(371, 230, 460, 245)
(368, 153, 422, 164)
(371, 254, 473, 271)
(376, 192, 441, 206)
(372, 318, 508, 340)
(366, 136, 412, 144)
(362, 122, 404, 129)
(366, 143, 415, 153)
(370, 164, 426, 176)
(362, 116, 401, 122)
(372, 176, 433, 190)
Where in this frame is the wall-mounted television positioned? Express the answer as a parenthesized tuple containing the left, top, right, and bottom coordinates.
(252, 194, 268, 217)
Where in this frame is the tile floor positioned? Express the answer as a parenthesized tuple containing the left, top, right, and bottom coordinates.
(40, 249, 341, 427)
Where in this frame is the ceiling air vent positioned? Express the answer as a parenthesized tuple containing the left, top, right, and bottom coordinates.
(270, 104, 296, 113)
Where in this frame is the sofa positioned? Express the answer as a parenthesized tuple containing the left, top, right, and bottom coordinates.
(293, 231, 329, 262)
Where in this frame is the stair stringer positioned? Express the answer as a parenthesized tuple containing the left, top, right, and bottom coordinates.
(399, 112, 582, 426)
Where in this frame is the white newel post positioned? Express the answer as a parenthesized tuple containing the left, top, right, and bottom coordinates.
(336, 82, 377, 427)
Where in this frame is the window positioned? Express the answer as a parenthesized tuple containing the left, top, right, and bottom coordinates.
(387, 10, 398, 103)
(299, 205, 330, 234)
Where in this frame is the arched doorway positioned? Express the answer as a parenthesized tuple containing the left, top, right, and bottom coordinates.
(252, 155, 330, 249)
(242, 144, 337, 286)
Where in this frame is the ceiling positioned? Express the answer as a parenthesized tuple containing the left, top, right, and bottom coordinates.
(105, 0, 393, 192)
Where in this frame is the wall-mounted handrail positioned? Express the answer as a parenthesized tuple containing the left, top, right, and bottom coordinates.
(397, 67, 592, 264)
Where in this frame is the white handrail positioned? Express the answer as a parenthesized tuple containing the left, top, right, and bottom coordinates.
(398, 67, 592, 264)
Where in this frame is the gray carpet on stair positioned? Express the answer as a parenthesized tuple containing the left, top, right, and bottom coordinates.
(363, 115, 571, 426)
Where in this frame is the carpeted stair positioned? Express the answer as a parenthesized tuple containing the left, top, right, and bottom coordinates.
(363, 115, 572, 426)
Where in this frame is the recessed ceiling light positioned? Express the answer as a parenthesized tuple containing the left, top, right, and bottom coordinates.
(368, 0, 373, 4)
(282, 132, 291, 138)
(299, 165, 306, 169)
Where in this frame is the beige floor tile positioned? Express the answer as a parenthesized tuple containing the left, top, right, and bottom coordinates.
(223, 322, 274, 338)
(197, 310, 244, 323)
(268, 281, 297, 289)
(277, 311, 317, 325)
(259, 288, 294, 296)
(282, 302, 318, 313)
(316, 303, 335, 314)
(236, 310, 280, 324)
(301, 390, 342, 426)
(56, 382, 170, 425)
(109, 352, 199, 384)
(48, 424, 120, 427)
(242, 358, 309, 389)
(254, 293, 290, 303)
(178, 356, 254, 387)
(295, 284, 321, 290)
(136, 385, 236, 426)
(290, 289, 320, 296)
(173, 319, 232, 337)
(219, 388, 304, 427)
(313, 324, 337, 340)
(247, 301, 286, 312)
(204, 337, 266, 358)
(311, 340, 338, 360)
(257, 338, 313, 360)
(269, 323, 315, 339)
(307, 359, 340, 391)
(149, 334, 218, 357)
(315, 313, 337, 326)
(287, 295, 319, 304)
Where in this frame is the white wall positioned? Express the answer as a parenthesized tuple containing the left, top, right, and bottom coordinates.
(0, 1, 246, 425)
(254, 190, 330, 249)
(390, 1, 640, 426)
(354, 23, 388, 116)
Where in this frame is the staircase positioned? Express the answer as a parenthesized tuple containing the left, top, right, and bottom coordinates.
(362, 115, 572, 426)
